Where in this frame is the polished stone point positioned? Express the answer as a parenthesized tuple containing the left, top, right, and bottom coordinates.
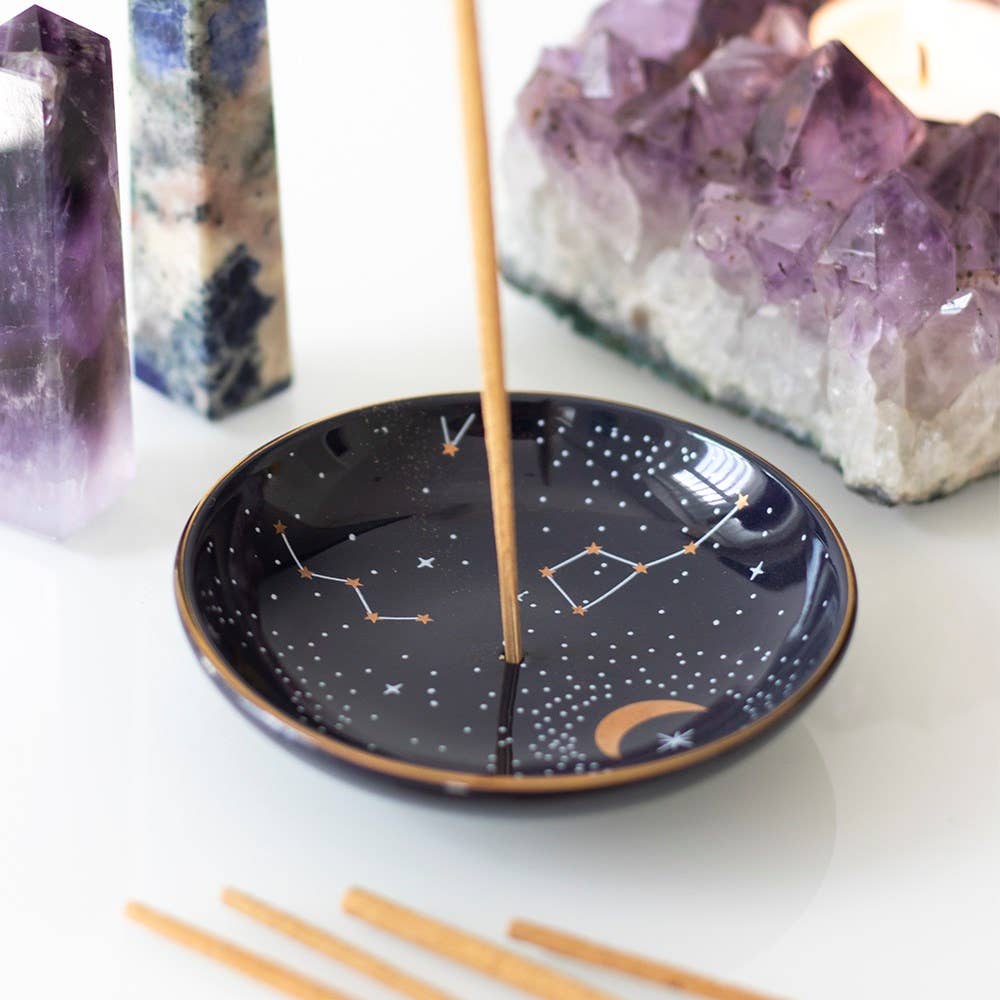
(502, 0, 999, 502)
(0, 6, 133, 537)
(130, 0, 290, 419)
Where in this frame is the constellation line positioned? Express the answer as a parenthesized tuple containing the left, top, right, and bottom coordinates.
(452, 413, 476, 446)
(585, 572, 639, 609)
(440, 412, 477, 457)
(273, 521, 432, 625)
(538, 493, 751, 616)
(601, 550, 639, 568)
(279, 532, 301, 569)
(551, 550, 589, 572)
(547, 574, 578, 610)
(644, 550, 684, 569)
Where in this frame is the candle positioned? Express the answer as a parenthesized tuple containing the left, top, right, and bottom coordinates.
(810, 0, 1000, 122)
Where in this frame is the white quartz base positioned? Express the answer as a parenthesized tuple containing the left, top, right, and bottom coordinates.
(500, 126, 1000, 503)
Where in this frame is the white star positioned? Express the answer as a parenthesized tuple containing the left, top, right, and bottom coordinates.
(517, 590, 529, 603)
(417, 557, 435, 569)
(383, 683, 403, 695)
(656, 729, 695, 753)
(749, 560, 764, 581)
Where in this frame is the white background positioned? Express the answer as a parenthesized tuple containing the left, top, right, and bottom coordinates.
(2, 2, 998, 997)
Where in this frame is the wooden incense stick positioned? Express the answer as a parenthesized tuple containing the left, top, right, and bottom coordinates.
(452, 0, 523, 665)
(508, 920, 782, 1000)
(124, 902, 355, 1000)
(342, 887, 617, 1000)
(223, 888, 454, 1000)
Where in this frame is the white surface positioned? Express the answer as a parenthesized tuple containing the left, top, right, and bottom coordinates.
(1, 2, 998, 998)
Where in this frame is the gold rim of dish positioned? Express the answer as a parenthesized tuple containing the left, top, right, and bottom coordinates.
(175, 392, 858, 795)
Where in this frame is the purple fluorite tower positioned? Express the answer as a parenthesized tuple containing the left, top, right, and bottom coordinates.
(0, 7, 132, 536)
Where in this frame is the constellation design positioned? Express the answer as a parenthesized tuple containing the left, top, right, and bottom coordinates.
(273, 521, 433, 625)
(440, 413, 476, 457)
(538, 493, 751, 616)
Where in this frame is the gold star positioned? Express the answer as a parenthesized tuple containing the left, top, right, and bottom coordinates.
(572, 605, 588, 616)
(345, 578, 363, 589)
(682, 541, 698, 555)
(585, 542, 603, 555)
(273, 520, 286, 535)
(539, 566, 555, 578)
(736, 493, 750, 510)
(632, 563, 648, 574)
(298, 566, 313, 580)
(416, 614, 432, 624)
(442, 442, 459, 457)
(365, 611, 379, 624)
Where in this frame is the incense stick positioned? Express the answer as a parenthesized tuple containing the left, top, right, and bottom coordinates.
(452, 0, 523, 665)
(509, 920, 782, 1000)
(342, 888, 617, 1000)
(223, 888, 454, 1000)
(125, 902, 355, 1000)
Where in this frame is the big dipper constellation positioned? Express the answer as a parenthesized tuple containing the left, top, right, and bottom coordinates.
(538, 494, 750, 616)
(273, 521, 433, 625)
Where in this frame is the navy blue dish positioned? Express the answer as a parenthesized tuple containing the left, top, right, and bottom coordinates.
(176, 393, 856, 796)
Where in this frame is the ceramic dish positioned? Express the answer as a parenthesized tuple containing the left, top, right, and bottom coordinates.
(176, 393, 856, 796)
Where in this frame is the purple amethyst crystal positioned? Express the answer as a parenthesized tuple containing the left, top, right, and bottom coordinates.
(582, 0, 810, 64)
(577, 30, 647, 110)
(0, 6, 132, 537)
(517, 45, 642, 259)
(749, 42, 925, 209)
(952, 208, 999, 287)
(518, 15, 804, 255)
(749, 3, 812, 57)
(505, 1, 1000, 502)
(622, 37, 800, 179)
(909, 113, 1000, 289)
(900, 288, 1000, 419)
(920, 114, 999, 221)
(691, 182, 837, 305)
(582, 0, 718, 62)
(821, 171, 956, 335)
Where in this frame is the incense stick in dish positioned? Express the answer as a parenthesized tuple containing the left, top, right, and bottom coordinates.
(452, 0, 523, 665)
(342, 887, 618, 1000)
(223, 888, 454, 1000)
(509, 919, 782, 1000)
(125, 901, 356, 1000)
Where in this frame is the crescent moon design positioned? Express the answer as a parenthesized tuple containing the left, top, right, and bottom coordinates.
(595, 700, 706, 759)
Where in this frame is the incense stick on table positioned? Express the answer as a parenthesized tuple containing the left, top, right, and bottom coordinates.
(343, 887, 618, 1000)
(125, 902, 356, 1000)
(452, 0, 523, 665)
(223, 888, 454, 1000)
(509, 920, 782, 1000)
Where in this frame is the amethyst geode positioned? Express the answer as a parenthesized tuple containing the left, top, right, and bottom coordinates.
(0, 7, 133, 536)
(501, 0, 1000, 502)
